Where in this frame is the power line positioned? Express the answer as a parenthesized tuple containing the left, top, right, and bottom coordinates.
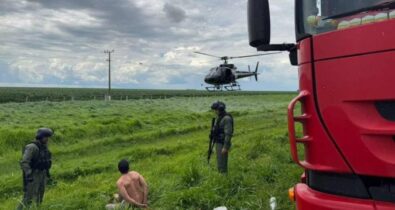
(104, 49, 114, 101)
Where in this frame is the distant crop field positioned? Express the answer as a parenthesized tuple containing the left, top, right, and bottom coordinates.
(0, 93, 301, 210)
(0, 87, 295, 103)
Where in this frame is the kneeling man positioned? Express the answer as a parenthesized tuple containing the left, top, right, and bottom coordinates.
(107, 159, 148, 209)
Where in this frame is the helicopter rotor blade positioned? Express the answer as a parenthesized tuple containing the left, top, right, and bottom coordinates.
(194, 52, 222, 59)
(229, 52, 282, 59)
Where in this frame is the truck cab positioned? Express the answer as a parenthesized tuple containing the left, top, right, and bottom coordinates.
(248, 1, 395, 209)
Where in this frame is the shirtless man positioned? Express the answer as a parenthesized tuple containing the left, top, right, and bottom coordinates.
(115, 159, 148, 209)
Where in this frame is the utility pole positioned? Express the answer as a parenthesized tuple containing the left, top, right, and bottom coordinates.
(104, 50, 114, 101)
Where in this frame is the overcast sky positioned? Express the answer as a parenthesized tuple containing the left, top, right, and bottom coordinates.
(0, 0, 297, 91)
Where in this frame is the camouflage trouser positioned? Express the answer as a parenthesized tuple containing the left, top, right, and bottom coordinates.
(216, 143, 228, 173)
(17, 170, 47, 210)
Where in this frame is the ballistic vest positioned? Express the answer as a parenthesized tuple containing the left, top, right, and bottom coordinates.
(24, 141, 52, 171)
(213, 113, 234, 144)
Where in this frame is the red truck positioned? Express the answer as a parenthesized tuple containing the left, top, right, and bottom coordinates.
(247, 1, 395, 209)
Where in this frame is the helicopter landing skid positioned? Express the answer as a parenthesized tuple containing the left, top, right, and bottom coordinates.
(205, 85, 223, 92)
(224, 82, 241, 91)
(205, 83, 241, 91)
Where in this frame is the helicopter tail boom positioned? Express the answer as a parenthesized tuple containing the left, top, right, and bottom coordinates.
(235, 61, 260, 81)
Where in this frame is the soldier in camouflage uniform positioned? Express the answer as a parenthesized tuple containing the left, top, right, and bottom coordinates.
(211, 102, 234, 173)
(17, 128, 53, 210)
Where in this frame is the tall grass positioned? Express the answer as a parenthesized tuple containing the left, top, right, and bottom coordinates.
(0, 94, 300, 210)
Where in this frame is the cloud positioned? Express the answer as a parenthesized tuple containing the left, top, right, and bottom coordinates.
(0, 0, 297, 91)
(163, 3, 187, 23)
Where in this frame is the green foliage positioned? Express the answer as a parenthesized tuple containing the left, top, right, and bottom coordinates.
(0, 92, 301, 210)
(180, 163, 203, 188)
(0, 87, 294, 103)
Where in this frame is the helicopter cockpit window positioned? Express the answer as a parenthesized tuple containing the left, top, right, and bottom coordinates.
(208, 68, 217, 77)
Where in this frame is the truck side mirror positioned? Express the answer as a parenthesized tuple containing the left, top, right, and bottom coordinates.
(248, 0, 271, 48)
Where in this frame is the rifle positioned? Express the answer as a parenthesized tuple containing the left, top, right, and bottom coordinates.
(207, 118, 216, 163)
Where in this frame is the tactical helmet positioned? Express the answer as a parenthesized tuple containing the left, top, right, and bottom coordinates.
(211, 101, 226, 112)
(36, 128, 54, 140)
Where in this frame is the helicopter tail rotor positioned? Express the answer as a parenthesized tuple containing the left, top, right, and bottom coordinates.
(248, 65, 252, 81)
(254, 62, 259, 81)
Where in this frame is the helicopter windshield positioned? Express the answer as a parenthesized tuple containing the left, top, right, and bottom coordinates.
(208, 67, 218, 76)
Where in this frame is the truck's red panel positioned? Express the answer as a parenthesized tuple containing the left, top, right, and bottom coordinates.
(314, 19, 395, 61)
(292, 38, 351, 173)
(294, 24, 395, 209)
(297, 38, 311, 65)
(313, 33, 395, 178)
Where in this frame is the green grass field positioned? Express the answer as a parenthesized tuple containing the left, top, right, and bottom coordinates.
(0, 93, 302, 210)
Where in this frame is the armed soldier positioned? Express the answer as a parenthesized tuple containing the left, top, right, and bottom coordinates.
(18, 128, 53, 210)
(209, 101, 234, 173)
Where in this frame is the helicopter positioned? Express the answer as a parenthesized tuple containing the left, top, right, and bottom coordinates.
(194, 51, 281, 91)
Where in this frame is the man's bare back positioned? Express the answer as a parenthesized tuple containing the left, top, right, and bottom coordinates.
(117, 171, 148, 208)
